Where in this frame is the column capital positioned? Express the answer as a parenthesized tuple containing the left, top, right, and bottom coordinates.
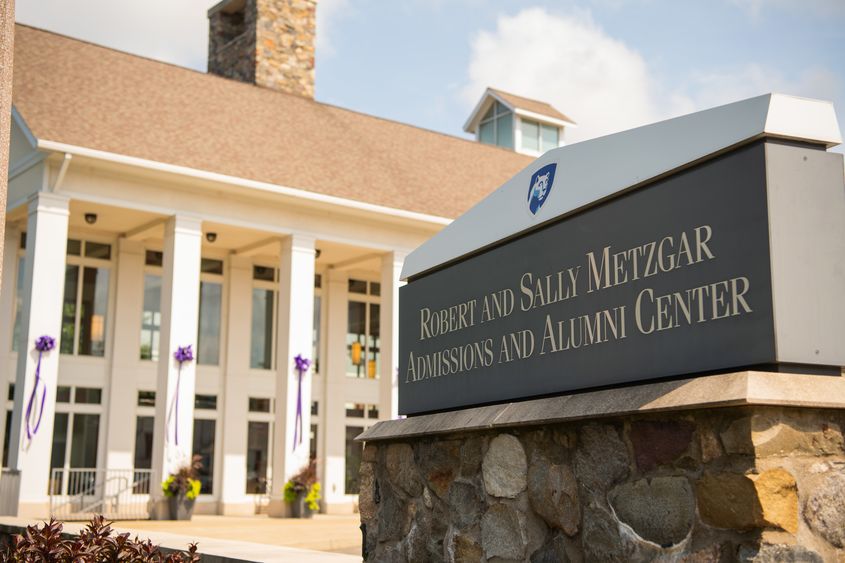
(283, 233, 316, 253)
(167, 214, 203, 236)
(26, 191, 70, 216)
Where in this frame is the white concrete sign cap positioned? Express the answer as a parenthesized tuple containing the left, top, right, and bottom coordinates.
(402, 93, 842, 280)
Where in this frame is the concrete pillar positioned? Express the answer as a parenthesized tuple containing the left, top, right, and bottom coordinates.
(379, 251, 404, 421)
(7, 193, 69, 517)
(104, 239, 145, 470)
(219, 255, 251, 514)
(268, 234, 315, 517)
(150, 215, 202, 518)
(321, 269, 348, 511)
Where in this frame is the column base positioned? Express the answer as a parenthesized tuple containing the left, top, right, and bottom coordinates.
(15, 501, 50, 520)
(266, 496, 292, 518)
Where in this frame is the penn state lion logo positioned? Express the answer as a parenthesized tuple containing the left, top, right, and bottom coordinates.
(527, 163, 557, 215)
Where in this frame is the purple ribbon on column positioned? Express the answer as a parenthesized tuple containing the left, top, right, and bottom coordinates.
(25, 335, 55, 441)
(168, 345, 194, 446)
(292, 354, 311, 450)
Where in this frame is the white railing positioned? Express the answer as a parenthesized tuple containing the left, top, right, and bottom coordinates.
(49, 468, 152, 520)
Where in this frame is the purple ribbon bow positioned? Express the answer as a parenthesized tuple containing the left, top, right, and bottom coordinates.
(168, 345, 194, 446)
(25, 335, 56, 441)
(292, 354, 311, 449)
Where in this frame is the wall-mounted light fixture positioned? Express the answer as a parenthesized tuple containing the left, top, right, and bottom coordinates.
(206, 232, 218, 243)
(84, 213, 98, 225)
(315, 248, 322, 259)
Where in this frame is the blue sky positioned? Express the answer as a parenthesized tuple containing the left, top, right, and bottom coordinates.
(16, 0, 845, 147)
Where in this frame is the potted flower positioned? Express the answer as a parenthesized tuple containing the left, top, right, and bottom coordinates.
(283, 460, 321, 518)
(162, 455, 203, 520)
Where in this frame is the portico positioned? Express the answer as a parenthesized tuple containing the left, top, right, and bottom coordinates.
(0, 138, 438, 517)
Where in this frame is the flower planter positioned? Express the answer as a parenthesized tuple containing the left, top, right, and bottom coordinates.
(168, 495, 196, 521)
(290, 492, 313, 519)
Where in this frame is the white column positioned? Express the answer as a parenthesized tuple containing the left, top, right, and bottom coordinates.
(268, 234, 315, 517)
(379, 251, 405, 421)
(7, 193, 69, 517)
(104, 239, 145, 470)
(321, 269, 349, 511)
(0, 224, 19, 475)
(149, 215, 202, 518)
(0, 224, 19, 359)
(220, 256, 251, 514)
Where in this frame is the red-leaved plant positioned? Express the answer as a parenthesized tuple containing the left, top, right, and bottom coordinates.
(0, 515, 200, 562)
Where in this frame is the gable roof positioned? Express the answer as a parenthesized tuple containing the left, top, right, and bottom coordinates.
(463, 87, 576, 134)
(12, 24, 533, 220)
(489, 88, 576, 125)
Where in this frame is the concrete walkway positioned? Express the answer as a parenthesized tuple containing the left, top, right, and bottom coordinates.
(0, 514, 362, 563)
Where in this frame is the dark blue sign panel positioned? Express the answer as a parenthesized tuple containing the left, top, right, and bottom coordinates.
(399, 142, 779, 415)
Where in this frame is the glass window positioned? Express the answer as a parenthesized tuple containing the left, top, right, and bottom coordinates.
(479, 120, 495, 144)
(310, 424, 317, 461)
(310, 401, 318, 416)
(345, 403, 365, 418)
(60, 265, 79, 354)
(314, 274, 322, 289)
(145, 250, 163, 267)
(2, 410, 11, 468)
(66, 239, 82, 256)
(521, 119, 540, 152)
(7, 384, 14, 401)
(19, 232, 26, 249)
(70, 414, 99, 469)
(249, 398, 271, 413)
(347, 301, 366, 377)
(133, 416, 154, 469)
(12, 256, 24, 352)
(140, 274, 161, 360)
(370, 282, 380, 297)
(345, 426, 364, 494)
(250, 288, 274, 369)
(56, 386, 71, 403)
(541, 124, 559, 152)
(496, 112, 514, 148)
(348, 279, 367, 294)
(367, 405, 379, 419)
(77, 267, 109, 356)
(197, 281, 222, 365)
(253, 266, 275, 282)
(312, 295, 321, 374)
(49, 413, 69, 494)
(137, 391, 155, 407)
(195, 395, 217, 410)
(133, 416, 154, 493)
(200, 259, 224, 275)
(74, 387, 102, 405)
(84, 242, 111, 260)
(192, 419, 216, 495)
(246, 421, 269, 493)
(347, 299, 380, 379)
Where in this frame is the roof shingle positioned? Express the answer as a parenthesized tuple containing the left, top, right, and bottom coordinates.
(12, 24, 532, 219)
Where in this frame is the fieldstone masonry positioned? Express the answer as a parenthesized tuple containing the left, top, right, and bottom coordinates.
(359, 400, 845, 561)
(208, 0, 316, 98)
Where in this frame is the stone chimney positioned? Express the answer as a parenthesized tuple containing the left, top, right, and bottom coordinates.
(207, 0, 316, 98)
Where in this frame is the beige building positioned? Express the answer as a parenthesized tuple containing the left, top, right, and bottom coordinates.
(3, 0, 571, 517)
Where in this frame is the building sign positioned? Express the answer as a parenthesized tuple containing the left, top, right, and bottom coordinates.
(398, 141, 845, 415)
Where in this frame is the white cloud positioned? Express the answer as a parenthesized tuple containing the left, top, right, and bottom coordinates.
(462, 7, 843, 145)
(16, 0, 211, 70)
(462, 8, 668, 143)
(316, 0, 351, 57)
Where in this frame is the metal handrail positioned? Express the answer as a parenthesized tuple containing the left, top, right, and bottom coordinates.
(49, 468, 152, 520)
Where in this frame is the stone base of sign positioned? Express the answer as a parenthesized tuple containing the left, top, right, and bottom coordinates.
(357, 371, 845, 562)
